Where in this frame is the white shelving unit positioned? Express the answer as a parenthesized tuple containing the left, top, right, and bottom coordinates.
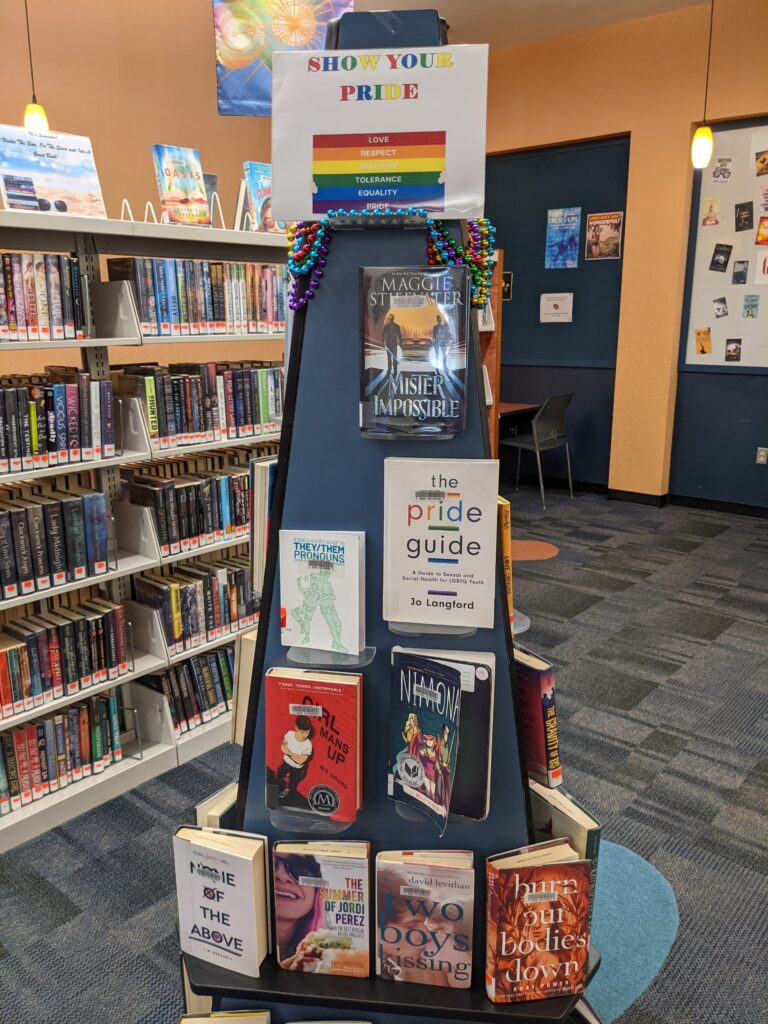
(0, 209, 285, 851)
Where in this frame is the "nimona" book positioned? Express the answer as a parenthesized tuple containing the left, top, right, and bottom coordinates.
(388, 650, 461, 835)
(393, 646, 495, 821)
(273, 839, 370, 977)
(360, 265, 469, 439)
(486, 839, 591, 1003)
(376, 849, 474, 987)
(383, 457, 498, 628)
(279, 530, 365, 655)
(173, 826, 270, 977)
(265, 667, 362, 824)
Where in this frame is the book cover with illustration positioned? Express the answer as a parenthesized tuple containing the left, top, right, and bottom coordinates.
(732, 260, 749, 285)
(712, 296, 728, 318)
(279, 530, 365, 656)
(388, 650, 462, 834)
(376, 849, 474, 987)
(743, 294, 760, 319)
(151, 145, 210, 225)
(382, 457, 498, 628)
(700, 197, 719, 226)
(709, 243, 733, 272)
(359, 266, 469, 439)
(243, 162, 286, 233)
(725, 339, 742, 362)
(694, 327, 712, 354)
(756, 216, 768, 246)
(264, 667, 362, 824)
(393, 646, 495, 821)
(273, 840, 370, 977)
(735, 201, 754, 232)
(486, 839, 591, 1003)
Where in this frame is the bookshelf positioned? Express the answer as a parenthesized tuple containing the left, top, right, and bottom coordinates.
(0, 210, 286, 850)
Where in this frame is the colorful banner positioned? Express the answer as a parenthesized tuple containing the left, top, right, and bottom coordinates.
(213, 0, 354, 116)
(272, 46, 488, 220)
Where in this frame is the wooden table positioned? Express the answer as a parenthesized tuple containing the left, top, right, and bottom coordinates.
(499, 402, 540, 416)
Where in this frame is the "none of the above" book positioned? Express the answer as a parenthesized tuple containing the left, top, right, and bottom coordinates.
(279, 530, 365, 655)
(173, 826, 270, 977)
(383, 457, 499, 628)
(359, 265, 469, 439)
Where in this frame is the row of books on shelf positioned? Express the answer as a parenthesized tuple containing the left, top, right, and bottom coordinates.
(0, 369, 115, 473)
(0, 691, 122, 814)
(132, 553, 257, 657)
(136, 643, 235, 738)
(175, 819, 598, 1003)
(107, 257, 289, 337)
(114, 361, 283, 452)
(122, 455, 252, 558)
(0, 252, 85, 342)
(261, 644, 560, 834)
(0, 595, 128, 720)
(0, 483, 109, 600)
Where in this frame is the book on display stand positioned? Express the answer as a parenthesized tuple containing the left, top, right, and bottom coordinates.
(180, 9, 601, 1024)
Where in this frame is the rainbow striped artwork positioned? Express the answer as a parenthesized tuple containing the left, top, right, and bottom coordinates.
(312, 131, 446, 214)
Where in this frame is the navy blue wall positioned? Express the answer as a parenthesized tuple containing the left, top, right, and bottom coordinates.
(669, 118, 768, 511)
(486, 137, 629, 486)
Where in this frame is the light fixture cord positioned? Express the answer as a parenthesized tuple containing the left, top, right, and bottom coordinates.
(23, 0, 37, 101)
(702, 0, 714, 122)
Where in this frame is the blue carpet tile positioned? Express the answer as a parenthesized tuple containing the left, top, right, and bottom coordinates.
(0, 489, 766, 1024)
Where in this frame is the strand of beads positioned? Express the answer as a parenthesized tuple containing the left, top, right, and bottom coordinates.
(286, 218, 332, 310)
(426, 217, 496, 308)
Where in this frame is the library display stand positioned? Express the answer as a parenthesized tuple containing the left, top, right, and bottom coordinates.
(182, 220, 601, 1022)
(0, 210, 285, 851)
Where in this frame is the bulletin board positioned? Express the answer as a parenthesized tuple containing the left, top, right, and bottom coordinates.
(683, 121, 768, 368)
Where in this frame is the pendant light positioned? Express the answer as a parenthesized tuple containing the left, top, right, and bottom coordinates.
(691, 0, 714, 169)
(22, 0, 48, 132)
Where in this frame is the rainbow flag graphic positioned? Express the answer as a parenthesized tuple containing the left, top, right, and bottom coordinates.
(312, 131, 446, 214)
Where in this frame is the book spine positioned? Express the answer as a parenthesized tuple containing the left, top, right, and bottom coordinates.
(153, 258, 171, 335)
(43, 717, 59, 791)
(36, 723, 50, 795)
(1, 733, 21, 809)
(27, 504, 51, 590)
(541, 675, 563, 787)
(89, 697, 104, 773)
(22, 724, 42, 799)
(90, 380, 101, 460)
(46, 624, 64, 699)
(70, 256, 84, 339)
(105, 692, 123, 762)
(0, 741, 9, 814)
(43, 254, 63, 340)
(64, 383, 81, 462)
(68, 706, 83, 781)
(0, 388, 8, 473)
(51, 384, 68, 464)
(165, 258, 181, 337)
(13, 728, 33, 804)
(100, 380, 115, 458)
(2, 255, 18, 339)
(42, 500, 67, 588)
(78, 704, 91, 776)
(176, 260, 190, 335)
(78, 373, 92, 461)
(21, 253, 39, 340)
(10, 505, 35, 595)
(142, 258, 158, 335)
(0, 509, 19, 598)
(0, 651, 12, 717)
(53, 715, 69, 787)
(58, 255, 76, 339)
(33, 253, 50, 339)
(61, 496, 88, 581)
(58, 620, 79, 695)
(17, 387, 34, 470)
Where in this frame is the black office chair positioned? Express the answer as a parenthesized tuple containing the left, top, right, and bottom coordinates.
(500, 394, 574, 510)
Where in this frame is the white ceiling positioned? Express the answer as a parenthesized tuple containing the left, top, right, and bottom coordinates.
(354, 0, 708, 48)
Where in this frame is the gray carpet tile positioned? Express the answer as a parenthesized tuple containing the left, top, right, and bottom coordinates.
(0, 488, 766, 1024)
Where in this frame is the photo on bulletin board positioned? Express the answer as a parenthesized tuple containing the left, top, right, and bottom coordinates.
(683, 122, 768, 367)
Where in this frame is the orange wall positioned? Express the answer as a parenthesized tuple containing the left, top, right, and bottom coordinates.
(488, 0, 768, 496)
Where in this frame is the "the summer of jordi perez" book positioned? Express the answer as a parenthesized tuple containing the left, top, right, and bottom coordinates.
(360, 266, 469, 439)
